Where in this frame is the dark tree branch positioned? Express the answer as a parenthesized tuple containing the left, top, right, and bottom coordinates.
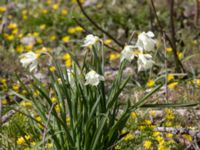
(76, 0, 124, 48)
(73, 18, 120, 53)
(150, 0, 186, 73)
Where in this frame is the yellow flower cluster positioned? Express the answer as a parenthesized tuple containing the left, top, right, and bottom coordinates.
(17, 135, 31, 145)
(63, 53, 72, 68)
(68, 26, 84, 34)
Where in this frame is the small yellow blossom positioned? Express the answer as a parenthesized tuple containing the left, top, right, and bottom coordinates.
(104, 39, 112, 45)
(50, 66, 56, 72)
(55, 104, 61, 113)
(16, 45, 24, 53)
(50, 35, 57, 41)
(52, 4, 59, 10)
(166, 133, 173, 138)
(17, 137, 25, 145)
(40, 24, 46, 30)
(12, 84, 20, 91)
(25, 44, 34, 51)
(182, 134, 192, 141)
(1, 99, 8, 105)
(66, 117, 70, 125)
(193, 78, 200, 85)
(131, 112, 138, 119)
(20, 101, 32, 108)
(143, 140, 152, 149)
(61, 9, 68, 16)
(62, 36, 70, 43)
(147, 79, 155, 87)
(47, 143, 53, 148)
(115, 145, 120, 150)
(51, 97, 57, 103)
(123, 133, 133, 141)
(75, 26, 84, 32)
(165, 121, 172, 127)
(149, 110, 156, 116)
(168, 82, 178, 89)
(177, 52, 184, 59)
(42, 9, 48, 14)
(165, 47, 172, 53)
(31, 141, 36, 146)
(8, 23, 17, 30)
(109, 53, 120, 61)
(153, 131, 161, 137)
(35, 116, 42, 122)
(167, 74, 174, 81)
(0, 6, 6, 13)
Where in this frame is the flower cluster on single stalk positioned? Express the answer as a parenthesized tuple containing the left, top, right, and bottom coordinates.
(121, 31, 156, 71)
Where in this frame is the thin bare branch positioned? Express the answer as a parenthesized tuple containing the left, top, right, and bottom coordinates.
(76, 0, 124, 48)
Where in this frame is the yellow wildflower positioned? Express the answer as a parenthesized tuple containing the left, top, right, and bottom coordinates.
(193, 78, 200, 85)
(35, 116, 42, 122)
(63, 53, 72, 67)
(17, 135, 30, 147)
(109, 53, 120, 61)
(166, 133, 173, 138)
(68, 27, 76, 34)
(12, 84, 20, 91)
(75, 26, 84, 32)
(167, 74, 174, 81)
(8, 23, 17, 30)
(0, 6, 6, 13)
(153, 131, 161, 137)
(55, 104, 61, 113)
(165, 47, 172, 53)
(40, 24, 46, 30)
(115, 145, 120, 150)
(50, 35, 57, 41)
(123, 133, 133, 141)
(65, 60, 72, 68)
(2, 99, 8, 105)
(182, 134, 192, 141)
(149, 110, 156, 116)
(61, 9, 68, 16)
(165, 121, 172, 127)
(66, 117, 70, 125)
(104, 39, 112, 45)
(131, 112, 137, 119)
(31, 141, 36, 146)
(51, 97, 57, 103)
(168, 82, 178, 89)
(52, 4, 59, 10)
(25, 44, 34, 51)
(144, 119, 151, 125)
(62, 36, 70, 43)
(16, 45, 24, 53)
(47, 143, 53, 148)
(177, 52, 184, 59)
(147, 79, 155, 87)
(50, 66, 56, 72)
(143, 140, 152, 150)
(20, 101, 32, 108)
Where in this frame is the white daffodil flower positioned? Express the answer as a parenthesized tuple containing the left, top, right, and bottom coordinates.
(20, 51, 39, 72)
(136, 31, 156, 52)
(120, 45, 140, 62)
(85, 70, 104, 86)
(137, 53, 154, 72)
(82, 34, 99, 47)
